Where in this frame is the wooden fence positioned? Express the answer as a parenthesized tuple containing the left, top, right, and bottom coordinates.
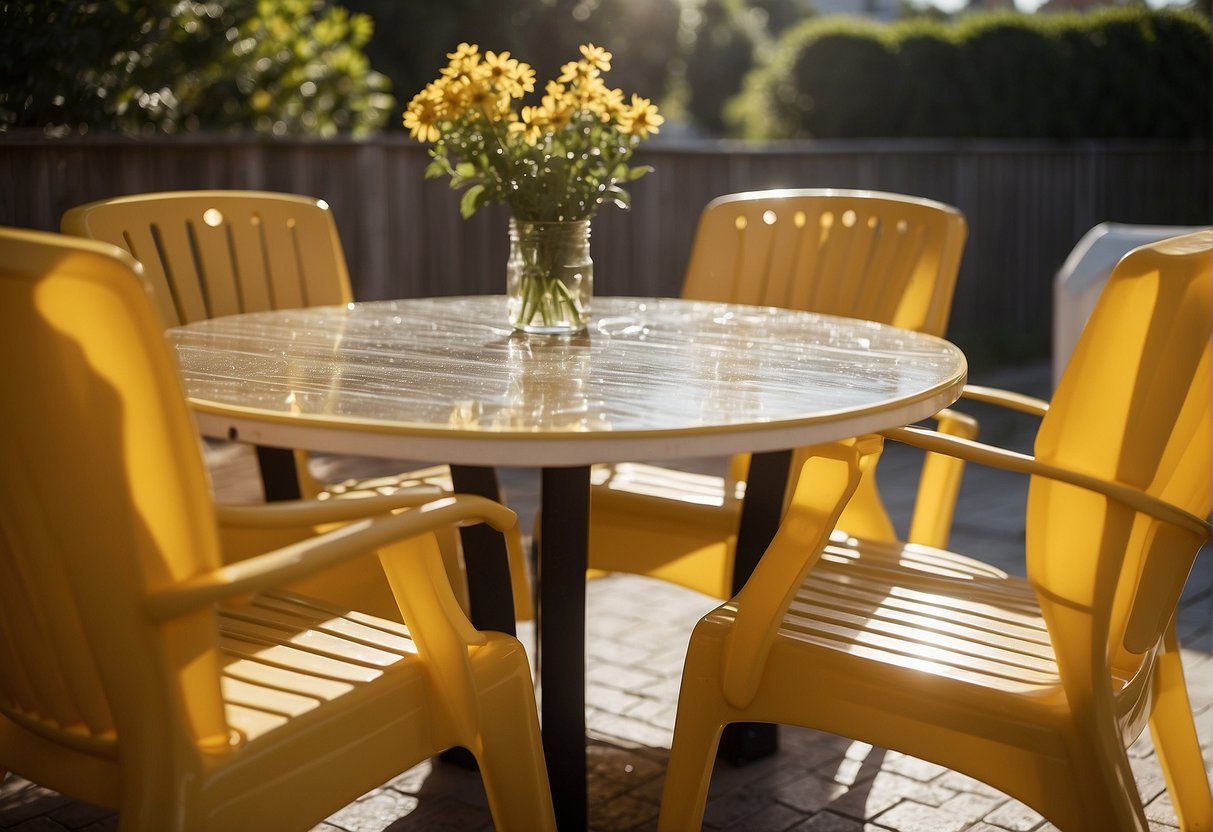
(2, 132, 1208, 368)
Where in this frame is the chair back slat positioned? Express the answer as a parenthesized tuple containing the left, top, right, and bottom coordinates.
(681, 189, 967, 337)
(61, 190, 353, 326)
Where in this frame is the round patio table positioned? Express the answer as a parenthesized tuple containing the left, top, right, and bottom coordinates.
(170, 295, 967, 832)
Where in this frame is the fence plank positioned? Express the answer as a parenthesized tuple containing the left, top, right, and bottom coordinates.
(1, 133, 1206, 367)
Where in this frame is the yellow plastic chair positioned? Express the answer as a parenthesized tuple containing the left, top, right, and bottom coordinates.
(0, 227, 555, 831)
(658, 229, 1213, 831)
(61, 189, 532, 620)
(586, 189, 975, 599)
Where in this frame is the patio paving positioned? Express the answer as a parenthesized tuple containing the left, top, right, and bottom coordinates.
(3, 359, 1211, 831)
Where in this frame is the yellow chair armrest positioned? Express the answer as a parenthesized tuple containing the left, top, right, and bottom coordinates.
(146, 495, 516, 620)
(883, 425, 1212, 539)
(961, 384, 1050, 417)
(723, 441, 864, 709)
(214, 487, 447, 528)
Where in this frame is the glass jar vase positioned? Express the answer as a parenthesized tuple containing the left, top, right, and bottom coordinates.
(506, 218, 592, 334)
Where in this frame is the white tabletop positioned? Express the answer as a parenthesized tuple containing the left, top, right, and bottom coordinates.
(170, 296, 967, 466)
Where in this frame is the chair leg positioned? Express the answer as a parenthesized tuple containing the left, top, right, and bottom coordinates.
(503, 524, 534, 621)
(1149, 623, 1213, 831)
(658, 633, 730, 832)
(473, 642, 557, 832)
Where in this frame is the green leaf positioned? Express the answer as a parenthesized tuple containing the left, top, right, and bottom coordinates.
(605, 185, 631, 210)
(455, 161, 476, 178)
(628, 165, 654, 182)
(459, 183, 487, 219)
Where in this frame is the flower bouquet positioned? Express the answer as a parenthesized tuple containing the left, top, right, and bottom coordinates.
(403, 42, 662, 333)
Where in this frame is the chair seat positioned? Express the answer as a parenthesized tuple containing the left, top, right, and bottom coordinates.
(775, 532, 1063, 696)
(590, 461, 742, 507)
(218, 591, 429, 745)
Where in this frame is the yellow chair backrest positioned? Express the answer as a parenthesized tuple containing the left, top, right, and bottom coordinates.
(680, 188, 967, 336)
(0, 228, 230, 777)
(1029, 230, 1211, 688)
(61, 190, 352, 327)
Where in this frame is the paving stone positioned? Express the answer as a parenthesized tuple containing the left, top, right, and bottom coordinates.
(936, 791, 1006, 823)
(980, 799, 1045, 831)
(8, 819, 74, 832)
(378, 795, 492, 832)
(1129, 753, 1171, 804)
(841, 771, 956, 811)
(707, 753, 810, 797)
(588, 745, 666, 787)
(586, 640, 653, 667)
(587, 709, 675, 749)
(931, 771, 1006, 798)
(43, 801, 113, 830)
(1145, 789, 1181, 828)
(789, 810, 865, 832)
(586, 662, 664, 693)
(871, 800, 969, 832)
(1128, 730, 1158, 759)
(588, 774, 631, 805)
(766, 773, 850, 814)
(719, 800, 807, 831)
(0, 781, 72, 826)
(877, 752, 949, 783)
(588, 793, 659, 831)
(629, 776, 668, 806)
(702, 788, 780, 829)
(817, 757, 871, 788)
(824, 778, 906, 822)
(780, 733, 850, 772)
(587, 684, 652, 716)
(323, 790, 420, 832)
(622, 695, 679, 728)
(385, 759, 434, 794)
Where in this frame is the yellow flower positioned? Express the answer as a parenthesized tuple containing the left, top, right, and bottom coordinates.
(576, 74, 619, 117)
(402, 89, 442, 142)
(558, 59, 596, 84)
(542, 92, 573, 131)
(442, 42, 481, 80)
(484, 50, 536, 99)
(431, 77, 465, 118)
(598, 87, 626, 121)
(461, 74, 500, 113)
(509, 105, 549, 145)
(619, 94, 664, 139)
(578, 43, 612, 73)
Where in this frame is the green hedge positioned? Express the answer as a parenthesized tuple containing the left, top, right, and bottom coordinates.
(729, 8, 1212, 140)
(1, 0, 394, 136)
